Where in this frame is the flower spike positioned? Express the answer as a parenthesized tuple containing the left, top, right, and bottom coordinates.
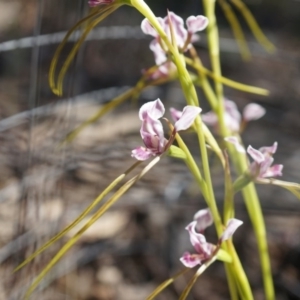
(247, 142, 283, 178)
(141, 12, 208, 79)
(202, 99, 265, 133)
(131, 100, 201, 161)
(180, 215, 243, 268)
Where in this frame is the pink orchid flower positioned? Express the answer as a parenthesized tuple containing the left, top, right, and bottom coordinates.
(224, 136, 246, 153)
(202, 99, 266, 133)
(88, 0, 114, 7)
(247, 142, 283, 178)
(180, 209, 243, 268)
(131, 99, 201, 161)
(141, 12, 208, 78)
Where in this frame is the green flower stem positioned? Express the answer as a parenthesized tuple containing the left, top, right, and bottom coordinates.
(218, 120, 274, 300)
(174, 133, 207, 198)
(236, 158, 275, 300)
(203, 0, 224, 102)
(175, 132, 223, 230)
(202, 1, 258, 299)
(191, 122, 249, 299)
(227, 240, 254, 300)
(225, 266, 239, 300)
(194, 117, 223, 235)
(177, 130, 250, 300)
(188, 47, 218, 110)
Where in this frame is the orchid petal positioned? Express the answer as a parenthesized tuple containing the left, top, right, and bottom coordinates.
(247, 145, 265, 164)
(225, 100, 242, 127)
(259, 142, 278, 155)
(174, 106, 202, 131)
(224, 136, 246, 153)
(141, 18, 163, 37)
(139, 99, 165, 121)
(243, 103, 266, 122)
(202, 111, 218, 126)
(259, 156, 274, 176)
(186, 221, 207, 249)
(165, 12, 187, 48)
(140, 118, 165, 153)
(193, 208, 213, 232)
(170, 107, 182, 123)
(186, 15, 209, 33)
(180, 252, 202, 268)
(88, 0, 113, 7)
(220, 218, 243, 242)
(262, 164, 283, 178)
(131, 147, 154, 161)
(149, 40, 167, 65)
(185, 221, 214, 258)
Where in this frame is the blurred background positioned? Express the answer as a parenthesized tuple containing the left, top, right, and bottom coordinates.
(0, 0, 300, 299)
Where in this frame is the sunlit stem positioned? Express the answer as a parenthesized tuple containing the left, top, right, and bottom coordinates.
(194, 116, 223, 235)
(227, 240, 254, 300)
(225, 266, 239, 300)
(188, 47, 218, 110)
(203, 0, 223, 102)
(223, 152, 234, 223)
(204, 0, 274, 294)
(202, 1, 257, 299)
(175, 131, 223, 234)
(14, 160, 142, 272)
(224, 144, 275, 300)
(24, 156, 161, 299)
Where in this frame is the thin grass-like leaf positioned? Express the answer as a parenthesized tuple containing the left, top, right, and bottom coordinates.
(14, 161, 141, 272)
(49, 6, 112, 94)
(179, 257, 216, 300)
(61, 87, 135, 144)
(257, 178, 300, 201)
(23, 156, 161, 299)
(146, 268, 190, 300)
(230, 0, 275, 53)
(218, 0, 251, 60)
(56, 6, 120, 95)
(186, 57, 269, 96)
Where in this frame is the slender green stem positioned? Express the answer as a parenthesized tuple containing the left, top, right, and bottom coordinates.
(202, 1, 259, 299)
(194, 117, 223, 235)
(203, 0, 224, 102)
